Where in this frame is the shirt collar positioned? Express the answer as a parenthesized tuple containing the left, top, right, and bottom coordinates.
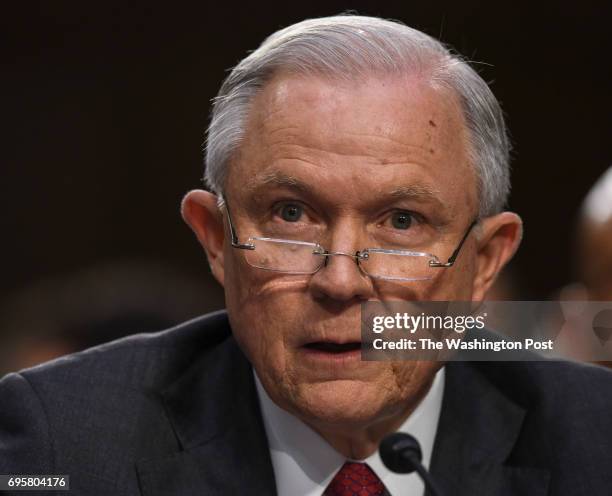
(254, 367, 445, 496)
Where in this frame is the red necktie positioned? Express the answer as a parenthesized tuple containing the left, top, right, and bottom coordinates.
(323, 462, 387, 496)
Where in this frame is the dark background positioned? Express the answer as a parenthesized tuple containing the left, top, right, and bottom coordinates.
(1, 1, 610, 348)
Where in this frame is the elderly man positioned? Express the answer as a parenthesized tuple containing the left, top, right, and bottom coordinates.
(1, 15, 611, 496)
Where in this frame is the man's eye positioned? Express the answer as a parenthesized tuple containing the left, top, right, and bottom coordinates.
(390, 211, 414, 230)
(279, 204, 303, 222)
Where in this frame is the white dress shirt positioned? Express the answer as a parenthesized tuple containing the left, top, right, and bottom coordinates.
(254, 367, 445, 496)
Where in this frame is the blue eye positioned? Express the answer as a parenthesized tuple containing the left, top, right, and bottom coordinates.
(280, 204, 303, 222)
(391, 211, 413, 230)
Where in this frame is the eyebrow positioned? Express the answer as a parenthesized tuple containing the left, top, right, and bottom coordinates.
(248, 170, 448, 210)
(248, 170, 315, 195)
(387, 184, 446, 206)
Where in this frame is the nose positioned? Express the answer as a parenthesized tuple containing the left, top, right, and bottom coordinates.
(308, 248, 374, 302)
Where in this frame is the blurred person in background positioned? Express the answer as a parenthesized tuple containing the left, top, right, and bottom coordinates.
(576, 166, 612, 301)
(579, 167, 612, 366)
(485, 168, 612, 363)
(550, 167, 612, 366)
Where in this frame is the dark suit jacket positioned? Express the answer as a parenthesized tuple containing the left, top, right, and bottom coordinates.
(1, 310, 611, 495)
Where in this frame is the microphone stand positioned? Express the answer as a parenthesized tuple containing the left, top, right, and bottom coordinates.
(379, 432, 443, 496)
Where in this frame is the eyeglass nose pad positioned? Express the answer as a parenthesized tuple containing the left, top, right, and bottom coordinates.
(320, 250, 364, 270)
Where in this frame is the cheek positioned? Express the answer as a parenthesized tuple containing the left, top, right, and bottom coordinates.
(425, 252, 477, 300)
(390, 360, 437, 390)
(377, 269, 474, 301)
(450, 264, 476, 297)
(380, 360, 441, 419)
(224, 253, 310, 382)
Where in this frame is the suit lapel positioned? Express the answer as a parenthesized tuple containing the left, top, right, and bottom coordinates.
(429, 361, 550, 496)
(136, 328, 277, 496)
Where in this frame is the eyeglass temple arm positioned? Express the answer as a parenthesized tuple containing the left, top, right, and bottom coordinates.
(429, 220, 478, 268)
(221, 198, 255, 250)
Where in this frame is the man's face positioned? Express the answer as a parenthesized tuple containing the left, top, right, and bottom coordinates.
(221, 73, 478, 429)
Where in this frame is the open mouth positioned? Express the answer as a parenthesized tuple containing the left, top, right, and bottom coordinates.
(303, 341, 362, 353)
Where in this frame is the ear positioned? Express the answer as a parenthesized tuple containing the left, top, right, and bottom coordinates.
(181, 190, 225, 286)
(472, 212, 523, 301)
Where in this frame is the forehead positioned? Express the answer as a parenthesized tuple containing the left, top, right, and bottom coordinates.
(228, 72, 476, 217)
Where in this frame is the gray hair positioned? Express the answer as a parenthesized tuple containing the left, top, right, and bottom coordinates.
(205, 15, 511, 217)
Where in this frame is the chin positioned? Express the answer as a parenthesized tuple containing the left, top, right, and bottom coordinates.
(291, 379, 396, 427)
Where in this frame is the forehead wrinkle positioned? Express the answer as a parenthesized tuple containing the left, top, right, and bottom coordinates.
(263, 123, 302, 138)
(261, 141, 434, 171)
(341, 131, 433, 154)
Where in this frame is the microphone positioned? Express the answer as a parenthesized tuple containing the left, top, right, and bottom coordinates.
(379, 432, 443, 496)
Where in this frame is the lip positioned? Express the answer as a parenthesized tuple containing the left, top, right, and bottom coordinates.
(297, 333, 362, 347)
(299, 340, 363, 363)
